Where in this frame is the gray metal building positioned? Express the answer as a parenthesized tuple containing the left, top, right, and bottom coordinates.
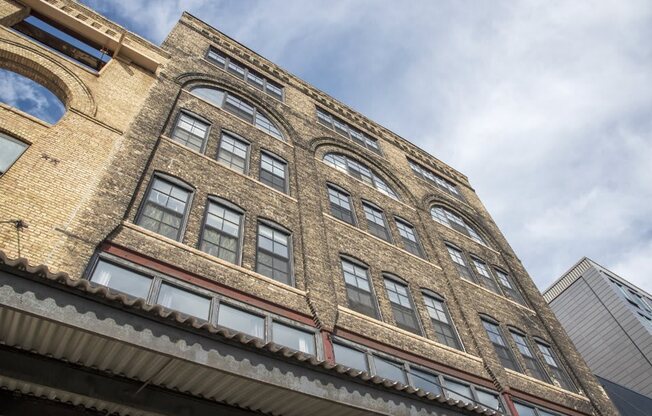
(543, 258, 652, 412)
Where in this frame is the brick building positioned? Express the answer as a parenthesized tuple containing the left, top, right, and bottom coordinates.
(0, 1, 619, 415)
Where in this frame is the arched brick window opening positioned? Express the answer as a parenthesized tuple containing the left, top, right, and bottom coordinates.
(0, 68, 65, 124)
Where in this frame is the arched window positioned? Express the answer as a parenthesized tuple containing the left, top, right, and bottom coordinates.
(188, 86, 283, 141)
(431, 205, 484, 245)
(323, 153, 398, 200)
(0, 68, 65, 124)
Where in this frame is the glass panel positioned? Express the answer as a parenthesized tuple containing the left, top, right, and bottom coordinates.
(444, 378, 473, 402)
(0, 132, 28, 173)
(217, 133, 249, 173)
(411, 368, 442, 395)
(514, 403, 537, 416)
(217, 303, 265, 338)
(0, 69, 65, 124)
(191, 87, 225, 107)
(373, 356, 406, 383)
(157, 283, 210, 319)
(476, 390, 501, 411)
(272, 321, 315, 355)
(333, 343, 368, 371)
(90, 260, 152, 299)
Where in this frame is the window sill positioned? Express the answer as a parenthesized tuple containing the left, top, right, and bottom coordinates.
(505, 368, 588, 401)
(184, 90, 293, 146)
(433, 221, 501, 255)
(458, 278, 536, 314)
(122, 221, 308, 297)
(161, 136, 298, 202)
(324, 213, 441, 270)
(337, 305, 482, 362)
(317, 157, 416, 211)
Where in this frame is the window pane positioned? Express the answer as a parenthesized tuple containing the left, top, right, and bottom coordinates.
(157, 283, 210, 319)
(328, 186, 355, 224)
(217, 303, 265, 338)
(172, 112, 209, 152)
(423, 295, 462, 350)
(137, 177, 190, 241)
(476, 390, 502, 411)
(256, 224, 291, 284)
(514, 403, 537, 416)
(341, 259, 378, 318)
(260, 153, 287, 193)
(363, 203, 391, 241)
(217, 133, 249, 173)
(333, 343, 368, 371)
(90, 260, 152, 299)
(0, 68, 65, 124)
(323, 153, 398, 200)
(482, 320, 520, 371)
(373, 356, 406, 383)
(191, 87, 225, 106)
(272, 322, 315, 355)
(200, 201, 242, 264)
(411, 369, 442, 395)
(444, 378, 473, 402)
(0, 132, 28, 174)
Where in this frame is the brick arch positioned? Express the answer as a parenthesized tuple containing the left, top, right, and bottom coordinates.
(310, 136, 420, 206)
(0, 39, 96, 116)
(425, 196, 499, 249)
(175, 72, 295, 143)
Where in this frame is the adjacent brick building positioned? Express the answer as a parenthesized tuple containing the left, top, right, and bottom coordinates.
(0, 1, 619, 415)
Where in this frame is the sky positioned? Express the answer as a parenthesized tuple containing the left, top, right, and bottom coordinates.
(7, 0, 651, 294)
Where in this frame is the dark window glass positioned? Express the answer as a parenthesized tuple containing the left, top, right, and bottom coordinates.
(260, 153, 287, 193)
(217, 132, 249, 173)
(431, 206, 484, 245)
(341, 259, 379, 319)
(333, 343, 368, 371)
(471, 259, 502, 294)
(316, 108, 381, 154)
(171, 112, 209, 152)
(327, 186, 355, 224)
(384, 278, 421, 335)
(423, 294, 462, 349)
(408, 159, 463, 200)
(323, 153, 398, 199)
(411, 368, 442, 395)
(395, 219, 424, 257)
(372, 356, 406, 383)
(0, 132, 28, 174)
(495, 269, 526, 305)
(156, 283, 210, 319)
(199, 201, 242, 264)
(256, 223, 291, 285)
(90, 260, 152, 299)
(363, 203, 391, 241)
(137, 177, 191, 241)
(272, 322, 315, 355)
(445, 245, 474, 281)
(217, 303, 265, 338)
(510, 331, 549, 381)
(206, 48, 226, 67)
(536, 342, 576, 391)
(482, 320, 520, 371)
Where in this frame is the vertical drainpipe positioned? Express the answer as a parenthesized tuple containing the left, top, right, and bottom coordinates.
(501, 390, 520, 415)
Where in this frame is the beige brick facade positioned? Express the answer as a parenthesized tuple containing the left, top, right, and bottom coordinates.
(0, 2, 619, 416)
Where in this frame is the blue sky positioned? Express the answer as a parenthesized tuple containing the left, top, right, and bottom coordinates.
(60, 1, 652, 293)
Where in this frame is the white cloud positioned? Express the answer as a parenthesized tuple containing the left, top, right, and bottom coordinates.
(80, 0, 652, 293)
(0, 69, 64, 123)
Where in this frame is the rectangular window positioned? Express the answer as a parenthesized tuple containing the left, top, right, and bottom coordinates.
(217, 303, 265, 338)
(0, 132, 28, 175)
(316, 108, 381, 155)
(384, 278, 421, 335)
(443, 378, 474, 402)
(395, 219, 424, 257)
(410, 368, 442, 395)
(224, 94, 255, 122)
(423, 294, 462, 350)
(333, 342, 368, 371)
(482, 320, 520, 371)
(408, 159, 463, 200)
(260, 153, 288, 193)
(89, 259, 152, 299)
(471, 259, 502, 294)
(373, 356, 407, 383)
(171, 112, 209, 153)
(327, 186, 355, 224)
(475, 390, 502, 412)
(363, 203, 391, 241)
(445, 245, 474, 281)
(256, 223, 292, 285)
(272, 322, 316, 355)
(199, 200, 243, 264)
(536, 341, 576, 391)
(341, 259, 379, 319)
(156, 282, 211, 319)
(205, 47, 284, 101)
(217, 132, 249, 173)
(495, 269, 526, 305)
(137, 177, 191, 241)
(510, 331, 549, 381)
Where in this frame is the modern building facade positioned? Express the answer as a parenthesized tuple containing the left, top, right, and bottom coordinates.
(544, 258, 652, 415)
(0, 1, 619, 415)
